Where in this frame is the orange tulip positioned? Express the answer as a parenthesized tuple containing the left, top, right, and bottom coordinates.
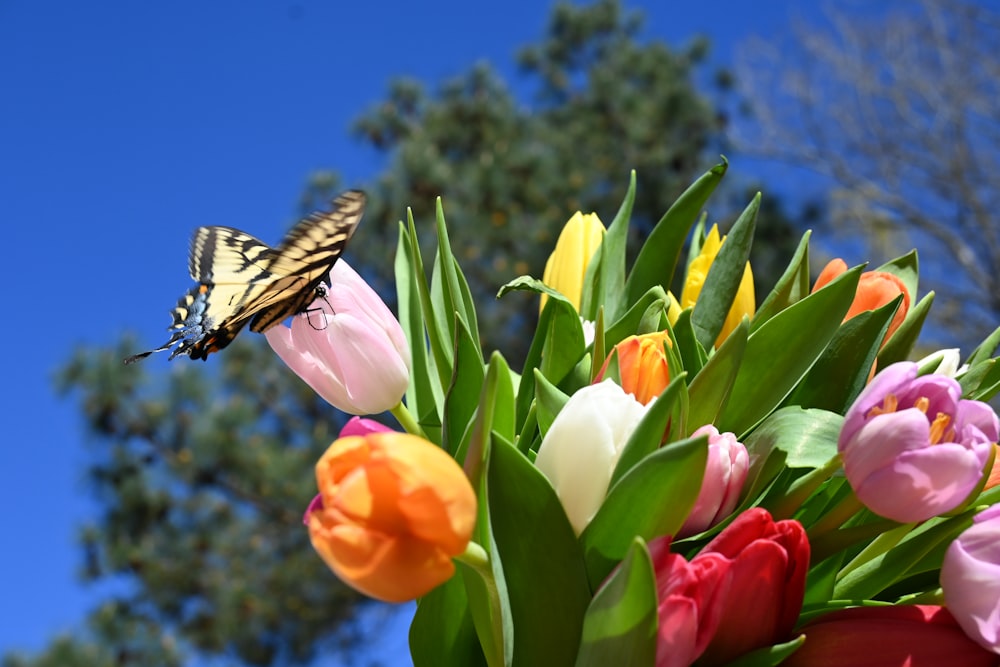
(813, 258, 911, 342)
(597, 331, 672, 405)
(307, 432, 477, 602)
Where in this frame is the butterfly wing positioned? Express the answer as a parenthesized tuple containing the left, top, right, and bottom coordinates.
(248, 189, 366, 332)
(125, 191, 366, 364)
(124, 228, 277, 363)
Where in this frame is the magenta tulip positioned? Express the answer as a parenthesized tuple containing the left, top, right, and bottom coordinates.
(651, 508, 809, 666)
(783, 605, 999, 667)
(677, 425, 749, 538)
(339, 416, 394, 438)
(839, 362, 998, 522)
(942, 504, 1000, 653)
(265, 260, 411, 415)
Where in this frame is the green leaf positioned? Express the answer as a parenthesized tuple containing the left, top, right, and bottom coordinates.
(671, 308, 708, 377)
(464, 352, 514, 493)
(410, 575, 487, 667)
(875, 249, 919, 306)
(574, 538, 657, 667)
(581, 436, 707, 588)
(396, 222, 442, 423)
(604, 286, 670, 348)
(534, 369, 571, 438)
(625, 160, 727, 305)
(582, 171, 635, 322)
(967, 325, 1000, 367)
(458, 562, 507, 667)
(691, 192, 758, 350)
(611, 372, 689, 487)
(876, 291, 934, 368)
(431, 197, 482, 353)
(687, 318, 748, 429)
(720, 265, 862, 436)
(487, 435, 592, 666)
(965, 359, 1000, 402)
(447, 317, 487, 458)
(834, 511, 975, 600)
(407, 210, 454, 395)
(784, 297, 899, 413)
(503, 277, 586, 427)
(722, 636, 807, 667)
(742, 407, 843, 470)
(753, 230, 812, 330)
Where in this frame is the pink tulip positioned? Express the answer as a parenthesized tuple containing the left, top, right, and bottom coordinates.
(339, 416, 394, 438)
(265, 260, 411, 415)
(839, 362, 998, 522)
(942, 504, 1000, 653)
(677, 425, 749, 538)
(651, 508, 809, 666)
(782, 605, 1000, 667)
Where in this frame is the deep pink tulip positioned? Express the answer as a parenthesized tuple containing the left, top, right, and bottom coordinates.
(782, 605, 1000, 667)
(677, 425, 749, 538)
(265, 260, 411, 415)
(942, 504, 1000, 653)
(648, 537, 731, 667)
(839, 362, 998, 522)
(339, 416, 394, 438)
(651, 508, 809, 666)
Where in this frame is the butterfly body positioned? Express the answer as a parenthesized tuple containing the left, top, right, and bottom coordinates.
(125, 190, 366, 363)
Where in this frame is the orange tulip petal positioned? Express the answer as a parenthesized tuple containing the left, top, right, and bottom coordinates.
(311, 432, 477, 602)
(812, 258, 848, 293)
(851, 271, 910, 339)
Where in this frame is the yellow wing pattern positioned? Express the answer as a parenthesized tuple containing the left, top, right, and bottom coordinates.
(124, 190, 366, 363)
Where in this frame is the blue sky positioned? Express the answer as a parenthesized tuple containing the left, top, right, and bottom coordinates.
(0, 0, 804, 660)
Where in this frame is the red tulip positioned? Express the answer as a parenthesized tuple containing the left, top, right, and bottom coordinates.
(696, 508, 810, 664)
(651, 508, 809, 666)
(782, 605, 1000, 667)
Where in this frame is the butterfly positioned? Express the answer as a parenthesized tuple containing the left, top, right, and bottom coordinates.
(125, 190, 366, 364)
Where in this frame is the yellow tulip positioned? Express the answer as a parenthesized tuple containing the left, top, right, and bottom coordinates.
(540, 211, 606, 312)
(678, 225, 755, 348)
(306, 432, 477, 602)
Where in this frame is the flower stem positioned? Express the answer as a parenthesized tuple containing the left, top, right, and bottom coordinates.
(454, 542, 506, 667)
(391, 402, 426, 438)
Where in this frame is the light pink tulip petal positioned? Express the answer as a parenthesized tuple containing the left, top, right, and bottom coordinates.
(840, 362, 917, 449)
(853, 444, 986, 522)
(958, 400, 1000, 443)
(943, 508, 1000, 651)
(842, 409, 932, 481)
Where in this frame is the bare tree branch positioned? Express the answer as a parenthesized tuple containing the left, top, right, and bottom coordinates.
(733, 0, 1000, 348)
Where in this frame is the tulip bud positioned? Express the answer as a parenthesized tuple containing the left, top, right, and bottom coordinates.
(535, 380, 650, 534)
(540, 211, 605, 313)
(942, 504, 1000, 653)
(265, 260, 411, 415)
(813, 258, 911, 343)
(839, 362, 998, 522)
(596, 331, 672, 405)
(677, 425, 749, 538)
(650, 508, 809, 666)
(679, 224, 755, 348)
(306, 432, 477, 602)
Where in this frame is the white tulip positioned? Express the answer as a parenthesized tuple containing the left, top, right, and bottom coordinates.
(535, 380, 650, 534)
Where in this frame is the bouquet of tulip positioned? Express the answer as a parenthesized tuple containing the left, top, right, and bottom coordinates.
(272, 161, 1000, 667)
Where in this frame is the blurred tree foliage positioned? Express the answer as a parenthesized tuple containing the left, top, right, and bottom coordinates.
(9, 2, 799, 666)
